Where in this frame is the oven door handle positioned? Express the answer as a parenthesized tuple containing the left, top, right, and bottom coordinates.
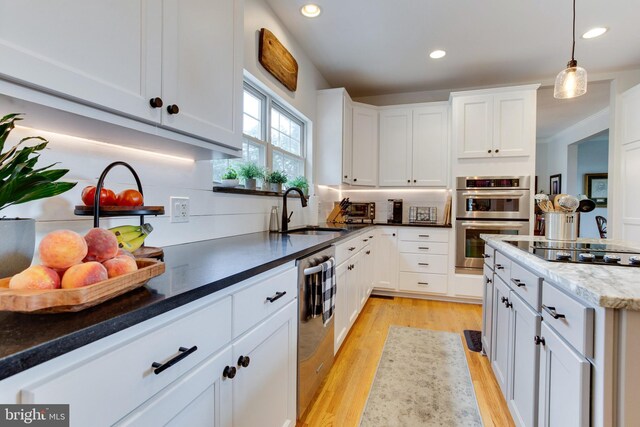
(459, 221, 529, 229)
(460, 191, 526, 198)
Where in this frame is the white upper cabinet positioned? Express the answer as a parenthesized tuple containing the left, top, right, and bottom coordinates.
(0, 0, 243, 150)
(316, 88, 354, 185)
(0, 1, 161, 122)
(379, 103, 448, 187)
(351, 104, 378, 186)
(452, 85, 539, 159)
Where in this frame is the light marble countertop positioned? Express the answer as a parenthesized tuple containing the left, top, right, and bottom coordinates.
(481, 234, 640, 311)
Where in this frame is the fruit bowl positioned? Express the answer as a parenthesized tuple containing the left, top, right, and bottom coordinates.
(0, 259, 164, 313)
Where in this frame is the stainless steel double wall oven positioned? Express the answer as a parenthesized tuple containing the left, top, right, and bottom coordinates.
(455, 176, 531, 273)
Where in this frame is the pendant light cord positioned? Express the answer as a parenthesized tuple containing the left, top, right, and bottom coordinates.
(571, 0, 576, 61)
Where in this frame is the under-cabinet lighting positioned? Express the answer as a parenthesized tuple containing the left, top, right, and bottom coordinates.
(16, 126, 195, 163)
(317, 185, 448, 193)
(429, 50, 446, 59)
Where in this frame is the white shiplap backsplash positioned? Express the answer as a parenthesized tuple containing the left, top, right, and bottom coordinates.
(2, 127, 315, 250)
(317, 186, 451, 224)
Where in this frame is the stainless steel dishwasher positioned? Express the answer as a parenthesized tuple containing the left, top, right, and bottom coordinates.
(296, 246, 335, 418)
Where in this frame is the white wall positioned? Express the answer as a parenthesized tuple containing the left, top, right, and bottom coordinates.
(2, 0, 330, 250)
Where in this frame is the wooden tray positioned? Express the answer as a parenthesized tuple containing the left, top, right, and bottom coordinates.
(0, 259, 165, 313)
(74, 205, 165, 217)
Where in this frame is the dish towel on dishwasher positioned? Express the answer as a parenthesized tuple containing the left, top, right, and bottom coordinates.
(309, 257, 336, 326)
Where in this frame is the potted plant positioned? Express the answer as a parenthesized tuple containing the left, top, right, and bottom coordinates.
(220, 166, 239, 187)
(0, 113, 77, 277)
(264, 170, 288, 193)
(237, 162, 264, 190)
(286, 175, 309, 196)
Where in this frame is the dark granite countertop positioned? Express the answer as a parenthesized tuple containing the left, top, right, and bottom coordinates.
(0, 225, 370, 381)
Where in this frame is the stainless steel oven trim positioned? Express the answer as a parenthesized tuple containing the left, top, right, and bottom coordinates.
(455, 220, 530, 270)
(456, 189, 531, 220)
(456, 175, 531, 189)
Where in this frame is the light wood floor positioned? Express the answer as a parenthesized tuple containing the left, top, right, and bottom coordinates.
(297, 296, 514, 427)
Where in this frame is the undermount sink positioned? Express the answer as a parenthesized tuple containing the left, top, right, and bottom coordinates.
(283, 226, 349, 235)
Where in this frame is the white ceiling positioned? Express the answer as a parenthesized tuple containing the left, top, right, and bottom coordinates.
(264, 0, 638, 136)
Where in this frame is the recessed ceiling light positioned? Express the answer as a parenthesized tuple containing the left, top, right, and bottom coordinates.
(582, 27, 608, 39)
(429, 50, 446, 59)
(300, 4, 321, 18)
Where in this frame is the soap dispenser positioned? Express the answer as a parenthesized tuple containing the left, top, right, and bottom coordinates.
(269, 206, 280, 232)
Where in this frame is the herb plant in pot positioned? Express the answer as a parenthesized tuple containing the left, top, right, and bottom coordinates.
(286, 175, 309, 196)
(264, 170, 288, 193)
(220, 166, 239, 187)
(0, 113, 76, 277)
(237, 162, 264, 190)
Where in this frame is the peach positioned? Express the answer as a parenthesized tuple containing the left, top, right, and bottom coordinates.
(61, 262, 108, 289)
(103, 256, 138, 278)
(9, 265, 61, 290)
(84, 228, 119, 262)
(116, 248, 135, 259)
(39, 230, 88, 269)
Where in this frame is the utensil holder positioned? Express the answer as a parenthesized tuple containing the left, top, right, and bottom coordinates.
(545, 212, 580, 241)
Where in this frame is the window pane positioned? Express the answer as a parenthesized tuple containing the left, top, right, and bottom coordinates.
(243, 89, 263, 140)
(243, 116, 261, 139)
(272, 151, 304, 180)
(271, 106, 302, 156)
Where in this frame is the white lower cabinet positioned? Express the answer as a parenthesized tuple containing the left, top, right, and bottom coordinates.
(374, 227, 398, 290)
(347, 251, 362, 326)
(481, 264, 494, 359)
(114, 346, 233, 427)
(334, 261, 350, 354)
(491, 275, 511, 395)
(232, 301, 297, 427)
(537, 322, 590, 427)
(508, 291, 541, 427)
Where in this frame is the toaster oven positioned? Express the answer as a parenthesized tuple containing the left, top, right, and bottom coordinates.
(346, 202, 375, 222)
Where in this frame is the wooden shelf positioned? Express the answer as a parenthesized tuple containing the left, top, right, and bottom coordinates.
(74, 205, 165, 217)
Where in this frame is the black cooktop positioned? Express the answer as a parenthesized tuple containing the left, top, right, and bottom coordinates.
(505, 240, 640, 267)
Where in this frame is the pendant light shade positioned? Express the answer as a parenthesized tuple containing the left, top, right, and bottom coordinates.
(554, 60, 587, 99)
(553, 0, 587, 99)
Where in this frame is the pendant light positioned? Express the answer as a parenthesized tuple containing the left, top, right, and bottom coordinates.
(554, 0, 587, 99)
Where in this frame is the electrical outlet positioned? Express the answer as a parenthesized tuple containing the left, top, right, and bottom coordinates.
(170, 197, 190, 223)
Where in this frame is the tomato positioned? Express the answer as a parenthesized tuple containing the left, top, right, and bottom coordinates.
(81, 186, 117, 206)
(116, 189, 144, 207)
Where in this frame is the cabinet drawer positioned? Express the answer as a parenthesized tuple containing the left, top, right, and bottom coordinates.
(483, 244, 495, 269)
(542, 282, 594, 358)
(494, 251, 512, 283)
(233, 267, 297, 337)
(398, 272, 448, 294)
(398, 241, 448, 255)
(21, 296, 232, 426)
(398, 253, 447, 274)
(335, 236, 366, 264)
(397, 228, 449, 242)
(509, 262, 542, 310)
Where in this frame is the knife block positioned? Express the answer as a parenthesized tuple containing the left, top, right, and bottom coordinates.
(326, 205, 346, 223)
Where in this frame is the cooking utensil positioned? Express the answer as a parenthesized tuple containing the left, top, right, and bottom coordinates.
(558, 195, 580, 212)
(577, 195, 596, 213)
(538, 200, 554, 212)
(534, 193, 549, 203)
(553, 194, 568, 211)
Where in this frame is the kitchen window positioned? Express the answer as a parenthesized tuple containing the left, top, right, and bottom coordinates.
(213, 81, 306, 183)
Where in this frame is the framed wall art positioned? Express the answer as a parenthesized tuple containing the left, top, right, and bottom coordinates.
(549, 174, 562, 195)
(585, 173, 608, 207)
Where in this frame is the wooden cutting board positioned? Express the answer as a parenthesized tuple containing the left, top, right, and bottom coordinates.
(259, 28, 299, 91)
(0, 259, 164, 313)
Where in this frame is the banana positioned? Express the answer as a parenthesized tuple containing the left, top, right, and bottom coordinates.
(115, 230, 145, 244)
(120, 233, 148, 252)
(109, 224, 141, 236)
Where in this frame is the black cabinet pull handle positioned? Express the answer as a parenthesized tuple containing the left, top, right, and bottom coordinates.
(488, 149, 492, 153)
(392, 233, 396, 236)
(344, 175, 348, 179)
(266, 291, 286, 303)
(511, 278, 526, 288)
(167, 104, 180, 115)
(369, 235, 374, 238)
(351, 264, 355, 269)
(495, 264, 504, 270)
(418, 262, 429, 266)
(348, 247, 356, 251)
(353, 178, 357, 182)
(418, 234, 430, 238)
(407, 179, 411, 183)
(366, 250, 371, 255)
(482, 253, 490, 258)
(505, 301, 512, 308)
(238, 355, 251, 368)
(418, 247, 429, 250)
(486, 278, 492, 284)
(151, 345, 197, 375)
(363, 239, 369, 242)
(534, 336, 545, 346)
(149, 97, 163, 108)
(223, 365, 237, 379)
(413, 179, 417, 183)
(501, 296, 508, 303)
(495, 149, 500, 153)
(542, 304, 566, 319)
(417, 282, 429, 285)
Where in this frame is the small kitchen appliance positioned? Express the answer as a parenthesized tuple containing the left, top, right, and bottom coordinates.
(345, 202, 375, 223)
(387, 199, 403, 224)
